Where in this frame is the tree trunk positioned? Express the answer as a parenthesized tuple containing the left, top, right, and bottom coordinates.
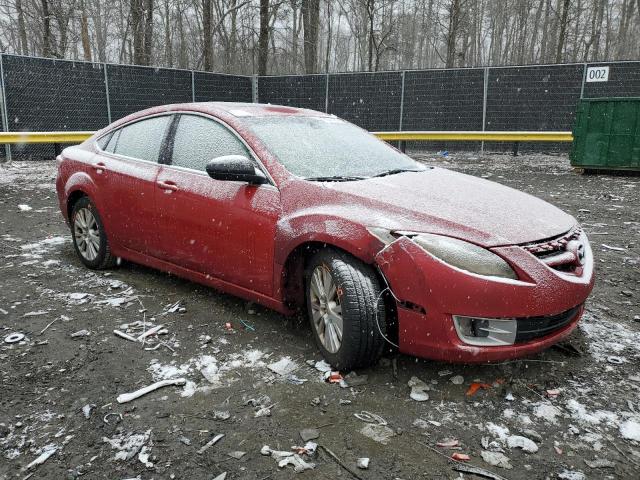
(203, 0, 213, 70)
(131, 0, 145, 64)
(41, 0, 53, 57)
(143, 0, 154, 65)
(302, 0, 320, 73)
(16, 0, 29, 55)
(81, 0, 92, 61)
(555, 0, 571, 63)
(446, 0, 461, 68)
(258, 0, 269, 75)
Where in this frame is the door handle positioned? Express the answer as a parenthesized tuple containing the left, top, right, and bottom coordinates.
(92, 162, 106, 174)
(157, 180, 178, 192)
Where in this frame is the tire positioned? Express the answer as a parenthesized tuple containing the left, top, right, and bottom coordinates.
(305, 249, 386, 370)
(70, 196, 117, 270)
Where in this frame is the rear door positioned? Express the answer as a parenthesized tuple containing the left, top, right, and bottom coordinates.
(94, 114, 172, 257)
(155, 113, 280, 296)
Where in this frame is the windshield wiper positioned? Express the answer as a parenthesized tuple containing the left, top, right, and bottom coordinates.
(304, 175, 368, 182)
(371, 168, 426, 178)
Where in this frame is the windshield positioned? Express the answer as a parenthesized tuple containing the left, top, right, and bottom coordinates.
(242, 116, 423, 179)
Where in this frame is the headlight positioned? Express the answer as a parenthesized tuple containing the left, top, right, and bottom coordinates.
(412, 233, 518, 279)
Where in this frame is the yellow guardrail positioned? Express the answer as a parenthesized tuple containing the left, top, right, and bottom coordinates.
(0, 131, 94, 144)
(373, 131, 574, 142)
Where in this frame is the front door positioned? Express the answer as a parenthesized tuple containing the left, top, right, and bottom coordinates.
(155, 114, 280, 296)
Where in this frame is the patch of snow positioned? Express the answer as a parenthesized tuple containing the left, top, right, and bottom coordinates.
(533, 402, 562, 424)
(620, 418, 640, 441)
(565, 399, 618, 426)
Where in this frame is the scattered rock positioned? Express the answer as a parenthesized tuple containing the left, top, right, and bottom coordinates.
(450, 375, 464, 385)
(360, 424, 395, 445)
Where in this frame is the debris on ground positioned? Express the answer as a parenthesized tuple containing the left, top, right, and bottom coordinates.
(450, 375, 464, 385)
(103, 430, 152, 465)
(70, 329, 90, 338)
(360, 424, 395, 445)
(408, 376, 430, 401)
(4, 332, 25, 344)
(453, 463, 509, 480)
(116, 378, 187, 403)
(197, 433, 225, 454)
(228, 451, 246, 459)
(481, 451, 512, 469)
(81, 404, 95, 419)
(506, 435, 538, 453)
(20, 444, 57, 472)
(261, 445, 315, 473)
(467, 382, 492, 396)
(451, 452, 470, 461)
(356, 457, 370, 469)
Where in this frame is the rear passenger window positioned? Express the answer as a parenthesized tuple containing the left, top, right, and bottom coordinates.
(113, 116, 170, 162)
(96, 132, 112, 150)
(171, 115, 250, 172)
(104, 129, 120, 153)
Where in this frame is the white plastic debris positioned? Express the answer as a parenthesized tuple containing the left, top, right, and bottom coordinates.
(4, 332, 25, 344)
(261, 445, 316, 473)
(18, 204, 32, 211)
(506, 435, 538, 453)
(558, 470, 586, 480)
(212, 473, 227, 480)
(357, 457, 370, 469)
(21, 444, 57, 472)
(70, 329, 90, 338)
(82, 404, 95, 419)
(408, 376, 430, 401)
(103, 430, 151, 462)
(197, 433, 225, 454)
(116, 378, 187, 403)
(228, 451, 246, 459)
(268, 356, 299, 376)
(314, 360, 332, 373)
(481, 451, 512, 469)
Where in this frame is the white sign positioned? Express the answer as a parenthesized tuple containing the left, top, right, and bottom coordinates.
(586, 66, 609, 82)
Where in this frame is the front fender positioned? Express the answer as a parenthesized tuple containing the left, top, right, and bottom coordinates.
(274, 213, 381, 266)
(61, 171, 102, 220)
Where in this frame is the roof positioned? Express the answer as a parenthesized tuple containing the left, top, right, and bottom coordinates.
(192, 102, 330, 118)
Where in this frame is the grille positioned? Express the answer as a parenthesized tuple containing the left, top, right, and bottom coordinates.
(515, 305, 582, 343)
(522, 226, 583, 272)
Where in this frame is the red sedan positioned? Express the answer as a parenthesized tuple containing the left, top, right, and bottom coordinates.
(56, 103, 594, 369)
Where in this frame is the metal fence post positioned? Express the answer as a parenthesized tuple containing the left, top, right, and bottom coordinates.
(252, 75, 259, 103)
(399, 71, 406, 152)
(325, 74, 330, 113)
(0, 54, 12, 162)
(103, 64, 112, 124)
(481, 66, 489, 155)
(580, 63, 587, 99)
(191, 71, 196, 102)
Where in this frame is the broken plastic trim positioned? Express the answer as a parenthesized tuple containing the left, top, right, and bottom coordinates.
(452, 316, 517, 346)
(367, 227, 518, 280)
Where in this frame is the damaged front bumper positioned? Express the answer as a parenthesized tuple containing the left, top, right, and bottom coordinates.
(374, 235, 594, 363)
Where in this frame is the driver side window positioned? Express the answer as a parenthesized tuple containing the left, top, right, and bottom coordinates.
(170, 114, 250, 172)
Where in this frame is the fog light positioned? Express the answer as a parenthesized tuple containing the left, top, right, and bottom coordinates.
(453, 316, 517, 346)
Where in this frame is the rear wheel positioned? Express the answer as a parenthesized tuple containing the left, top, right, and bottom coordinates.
(70, 196, 117, 269)
(305, 249, 386, 370)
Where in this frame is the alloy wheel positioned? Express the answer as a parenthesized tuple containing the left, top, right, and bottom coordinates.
(73, 207, 101, 261)
(309, 265, 343, 353)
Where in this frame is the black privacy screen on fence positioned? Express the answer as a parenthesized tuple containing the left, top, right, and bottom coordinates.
(1, 53, 640, 160)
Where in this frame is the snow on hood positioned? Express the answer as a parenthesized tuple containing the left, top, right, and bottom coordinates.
(311, 168, 576, 247)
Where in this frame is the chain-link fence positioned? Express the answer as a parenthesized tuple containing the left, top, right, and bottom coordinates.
(1, 53, 639, 160)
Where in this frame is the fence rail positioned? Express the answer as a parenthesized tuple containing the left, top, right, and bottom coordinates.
(0, 53, 639, 161)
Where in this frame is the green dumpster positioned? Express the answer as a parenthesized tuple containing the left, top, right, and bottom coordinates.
(571, 97, 640, 171)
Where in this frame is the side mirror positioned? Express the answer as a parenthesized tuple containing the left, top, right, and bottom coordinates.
(205, 155, 268, 185)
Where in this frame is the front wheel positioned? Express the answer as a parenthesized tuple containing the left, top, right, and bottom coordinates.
(70, 196, 117, 269)
(305, 249, 386, 370)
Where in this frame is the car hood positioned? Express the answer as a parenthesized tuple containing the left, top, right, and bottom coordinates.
(319, 168, 576, 247)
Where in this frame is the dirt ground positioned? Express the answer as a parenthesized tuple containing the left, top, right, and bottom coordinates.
(1, 152, 639, 480)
